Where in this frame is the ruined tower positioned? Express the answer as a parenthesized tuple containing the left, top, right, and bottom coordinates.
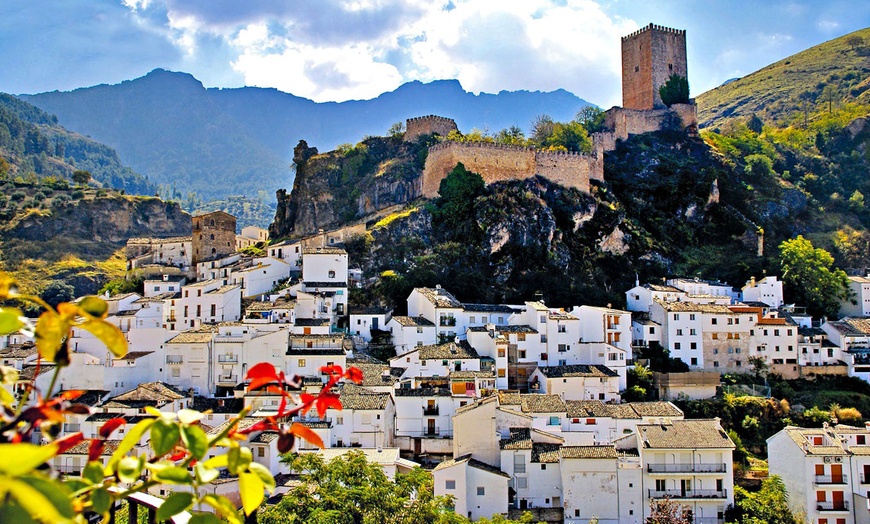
(621, 24, 688, 110)
(191, 210, 237, 266)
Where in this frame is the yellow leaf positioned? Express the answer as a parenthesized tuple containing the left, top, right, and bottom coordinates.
(177, 408, 205, 425)
(35, 310, 69, 362)
(80, 319, 127, 358)
(7, 478, 69, 523)
(77, 296, 108, 319)
(0, 443, 59, 476)
(0, 307, 25, 336)
(238, 470, 264, 516)
(0, 272, 19, 300)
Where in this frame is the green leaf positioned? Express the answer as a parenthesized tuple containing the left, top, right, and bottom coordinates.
(153, 466, 193, 485)
(117, 456, 143, 484)
(6, 478, 68, 523)
(82, 461, 104, 485)
(80, 318, 127, 358)
(107, 418, 154, 473)
(238, 470, 264, 516)
(177, 408, 205, 425)
(189, 513, 222, 524)
(0, 307, 25, 336)
(0, 499, 36, 524)
(18, 475, 74, 519)
(0, 443, 58, 476)
(77, 296, 108, 318)
(156, 492, 195, 521)
(90, 487, 111, 515)
(181, 424, 208, 460)
(201, 494, 242, 524)
(150, 418, 181, 457)
(248, 462, 276, 493)
(194, 463, 219, 484)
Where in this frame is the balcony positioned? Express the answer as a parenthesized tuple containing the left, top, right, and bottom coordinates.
(166, 356, 183, 365)
(439, 317, 456, 327)
(423, 426, 440, 436)
(817, 501, 849, 512)
(862, 474, 870, 484)
(648, 489, 727, 500)
(814, 474, 848, 485)
(217, 355, 239, 363)
(648, 463, 727, 474)
(217, 375, 238, 384)
(423, 406, 440, 416)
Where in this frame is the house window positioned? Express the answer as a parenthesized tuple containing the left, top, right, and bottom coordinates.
(674, 314, 680, 321)
(516, 477, 528, 489)
(649, 327, 655, 334)
(674, 343, 681, 350)
(586, 418, 596, 425)
(469, 316, 476, 323)
(676, 329, 683, 336)
(712, 318, 718, 325)
(210, 304, 216, 317)
(328, 270, 336, 278)
(691, 358, 698, 366)
(298, 359, 306, 367)
(548, 416, 559, 426)
(336, 417, 343, 425)
(689, 329, 696, 336)
(514, 454, 526, 473)
(517, 333, 526, 342)
(540, 315, 546, 323)
(540, 464, 547, 470)
(558, 324, 566, 333)
(690, 342, 697, 350)
(689, 314, 696, 321)
(446, 480, 455, 490)
(558, 344, 568, 352)
(712, 333, 719, 340)
(416, 327, 423, 333)
(477, 487, 485, 496)
(258, 447, 265, 457)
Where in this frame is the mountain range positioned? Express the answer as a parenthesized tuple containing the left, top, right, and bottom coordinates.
(20, 71, 592, 207)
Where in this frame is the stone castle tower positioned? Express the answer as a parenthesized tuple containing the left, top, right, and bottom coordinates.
(192, 210, 236, 266)
(621, 24, 688, 110)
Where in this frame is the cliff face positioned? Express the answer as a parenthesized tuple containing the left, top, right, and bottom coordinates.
(7, 196, 190, 246)
(270, 137, 429, 238)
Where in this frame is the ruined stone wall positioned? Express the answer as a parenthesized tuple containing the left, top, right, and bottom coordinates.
(622, 24, 687, 110)
(192, 211, 237, 265)
(534, 149, 602, 190)
(404, 115, 458, 142)
(604, 104, 697, 141)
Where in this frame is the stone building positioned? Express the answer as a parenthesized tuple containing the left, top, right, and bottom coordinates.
(404, 115, 458, 142)
(191, 211, 236, 265)
(621, 24, 688, 110)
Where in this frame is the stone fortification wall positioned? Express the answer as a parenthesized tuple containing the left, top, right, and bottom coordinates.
(604, 103, 697, 141)
(404, 115, 458, 142)
(422, 141, 602, 197)
(422, 141, 536, 197)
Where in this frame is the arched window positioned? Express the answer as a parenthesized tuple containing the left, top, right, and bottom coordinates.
(210, 234, 215, 240)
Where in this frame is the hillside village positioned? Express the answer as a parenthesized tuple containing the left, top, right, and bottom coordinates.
(5, 23, 870, 524)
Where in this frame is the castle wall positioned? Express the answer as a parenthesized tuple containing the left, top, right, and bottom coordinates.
(622, 24, 687, 110)
(422, 141, 602, 197)
(405, 115, 458, 142)
(192, 211, 237, 265)
(604, 104, 697, 141)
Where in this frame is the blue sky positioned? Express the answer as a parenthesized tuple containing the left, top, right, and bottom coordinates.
(2, 1, 868, 107)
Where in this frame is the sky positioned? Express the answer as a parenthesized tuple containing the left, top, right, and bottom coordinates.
(2, 1, 869, 108)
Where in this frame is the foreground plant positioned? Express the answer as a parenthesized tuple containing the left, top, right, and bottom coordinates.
(0, 271, 360, 523)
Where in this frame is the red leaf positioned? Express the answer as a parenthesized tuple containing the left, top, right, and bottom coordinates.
(88, 439, 105, 462)
(246, 362, 279, 382)
(168, 449, 187, 461)
(315, 393, 342, 419)
(65, 403, 94, 415)
(59, 390, 85, 401)
(238, 418, 278, 435)
(289, 422, 324, 449)
(277, 432, 295, 453)
(300, 393, 316, 405)
(320, 364, 343, 377)
(277, 394, 288, 417)
(344, 367, 364, 384)
(99, 417, 126, 439)
(247, 376, 279, 392)
(55, 432, 85, 454)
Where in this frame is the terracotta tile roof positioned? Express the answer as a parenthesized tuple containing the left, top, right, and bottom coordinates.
(494, 325, 538, 334)
(500, 428, 533, 450)
(532, 443, 562, 463)
(548, 311, 578, 320)
(250, 431, 280, 444)
(645, 284, 685, 293)
(304, 281, 348, 288)
(654, 300, 733, 314)
(114, 351, 154, 361)
(352, 363, 402, 387)
(461, 303, 516, 313)
(61, 439, 121, 456)
(207, 417, 263, 437)
(302, 247, 347, 255)
(536, 365, 619, 379)
(414, 287, 462, 309)
(829, 318, 870, 336)
(166, 326, 218, 344)
(417, 341, 479, 360)
(565, 400, 610, 418)
(112, 382, 185, 405)
(449, 370, 496, 379)
(295, 318, 331, 327)
(433, 454, 511, 478)
(19, 365, 55, 380)
(510, 393, 567, 414)
(339, 384, 391, 410)
(626, 402, 684, 418)
(0, 343, 36, 359)
(391, 316, 435, 327)
(561, 446, 619, 459)
(637, 420, 735, 449)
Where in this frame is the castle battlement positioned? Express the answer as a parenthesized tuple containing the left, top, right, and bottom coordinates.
(622, 23, 686, 41)
(405, 115, 458, 142)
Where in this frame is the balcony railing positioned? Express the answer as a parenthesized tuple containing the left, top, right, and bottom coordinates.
(439, 317, 456, 327)
(217, 375, 238, 384)
(817, 501, 849, 511)
(423, 406, 440, 416)
(648, 463, 727, 474)
(217, 355, 239, 363)
(648, 489, 727, 500)
(814, 474, 848, 485)
(423, 426, 440, 436)
(166, 356, 183, 364)
(63, 424, 81, 433)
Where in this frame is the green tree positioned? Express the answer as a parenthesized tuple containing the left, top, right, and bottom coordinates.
(259, 451, 465, 524)
(432, 162, 486, 239)
(659, 74, 690, 107)
(388, 121, 406, 138)
(71, 169, 92, 185)
(779, 235, 851, 318)
(494, 126, 527, 145)
(41, 280, 75, 309)
(725, 475, 800, 524)
(531, 114, 555, 143)
(576, 106, 606, 134)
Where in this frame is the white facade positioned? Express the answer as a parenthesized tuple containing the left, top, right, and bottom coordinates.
(434, 455, 510, 521)
(741, 275, 785, 308)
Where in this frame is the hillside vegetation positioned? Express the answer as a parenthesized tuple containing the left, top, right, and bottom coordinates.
(697, 27, 870, 127)
(0, 94, 154, 195)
